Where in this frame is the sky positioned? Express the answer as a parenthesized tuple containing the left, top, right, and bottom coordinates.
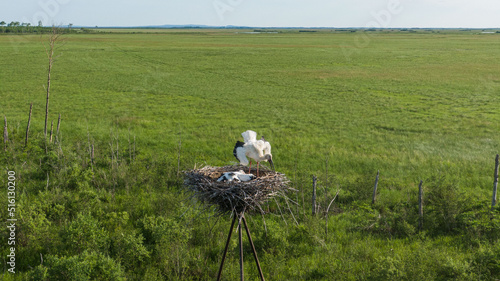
(2, 0, 500, 28)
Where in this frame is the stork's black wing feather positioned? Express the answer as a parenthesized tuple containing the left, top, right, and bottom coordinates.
(233, 141, 245, 161)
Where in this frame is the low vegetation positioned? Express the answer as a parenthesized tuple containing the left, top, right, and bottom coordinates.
(1, 29, 499, 280)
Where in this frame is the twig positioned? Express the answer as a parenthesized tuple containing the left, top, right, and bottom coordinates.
(284, 195, 299, 225)
(325, 187, 341, 241)
(274, 197, 287, 226)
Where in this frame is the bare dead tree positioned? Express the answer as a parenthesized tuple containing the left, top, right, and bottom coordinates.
(43, 26, 63, 139)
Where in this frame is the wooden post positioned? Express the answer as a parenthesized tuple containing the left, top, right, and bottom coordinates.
(49, 120, 54, 143)
(312, 176, 317, 215)
(25, 103, 33, 147)
(110, 132, 114, 169)
(492, 154, 499, 211)
(133, 135, 136, 161)
(418, 180, 424, 231)
(372, 170, 380, 204)
(3, 116, 8, 149)
(44, 45, 52, 138)
(91, 144, 95, 166)
(177, 129, 182, 177)
(116, 136, 119, 164)
(56, 113, 61, 143)
(128, 130, 132, 163)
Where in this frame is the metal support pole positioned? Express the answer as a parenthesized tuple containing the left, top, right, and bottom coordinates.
(238, 215, 244, 281)
(217, 214, 237, 281)
(242, 215, 265, 281)
(217, 212, 266, 281)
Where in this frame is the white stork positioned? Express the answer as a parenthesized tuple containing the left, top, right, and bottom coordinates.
(217, 170, 255, 182)
(233, 130, 274, 177)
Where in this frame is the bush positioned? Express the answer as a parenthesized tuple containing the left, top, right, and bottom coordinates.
(110, 230, 150, 269)
(62, 212, 110, 254)
(27, 251, 126, 281)
(425, 178, 468, 235)
(139, 215, 192, 278)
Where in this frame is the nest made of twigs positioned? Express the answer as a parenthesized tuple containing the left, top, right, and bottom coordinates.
(184, 165, 291, 216)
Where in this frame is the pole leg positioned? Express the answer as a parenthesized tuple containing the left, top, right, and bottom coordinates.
(239, 214, 244, 281)
(217, 214, 237, 281)
(242, 215, 265, 281)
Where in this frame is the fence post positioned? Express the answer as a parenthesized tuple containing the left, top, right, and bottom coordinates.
(49, 120, 54, 143)
(418, 180, 424, 231)
(492, 154, 499, 211)
(312, 175, 317, 215)
(3, 116, 8, 150)
(25, 103, 33, 147)
(372, 170, 380, 204)
(56, 113, 61, 143)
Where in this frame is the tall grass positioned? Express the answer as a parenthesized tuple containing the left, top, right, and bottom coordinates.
(1, 30, 499, 280)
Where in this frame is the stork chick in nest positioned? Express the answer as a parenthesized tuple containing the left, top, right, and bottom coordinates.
(217, 170, 256, 182)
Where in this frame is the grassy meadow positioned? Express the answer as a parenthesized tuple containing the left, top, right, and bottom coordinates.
(1, 29, 500, 280)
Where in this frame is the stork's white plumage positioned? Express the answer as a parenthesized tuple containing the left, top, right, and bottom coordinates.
(233, 130, 274, 177)
(217, 170, 255, 182)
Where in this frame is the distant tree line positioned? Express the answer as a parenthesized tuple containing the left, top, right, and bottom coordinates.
(0, 21, 77, 34)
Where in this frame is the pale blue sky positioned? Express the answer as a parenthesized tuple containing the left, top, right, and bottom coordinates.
(2, 0, 500, 28)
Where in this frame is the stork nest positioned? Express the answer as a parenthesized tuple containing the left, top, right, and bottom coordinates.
(184, 165, 292, 216)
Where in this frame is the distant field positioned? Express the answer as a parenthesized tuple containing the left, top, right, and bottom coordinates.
(1, 29, 500, 280)
(2, 30, 499, 188)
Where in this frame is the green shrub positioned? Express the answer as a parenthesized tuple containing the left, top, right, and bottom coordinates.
(27, 251, 125, 281)
(437, 256, 471, 280)
(425, 178, 468, 235)
(62, 212, 110, 254)
(372, 255, 405, 280)
(139, 215, 192, 278)
(110, 230, 150, 269)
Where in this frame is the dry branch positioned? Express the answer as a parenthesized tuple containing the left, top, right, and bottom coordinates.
(43, 26, 63, 138)
(184, 165, 293, 216)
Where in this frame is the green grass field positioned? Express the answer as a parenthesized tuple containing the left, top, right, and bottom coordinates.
(1, 29, 500, 280)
